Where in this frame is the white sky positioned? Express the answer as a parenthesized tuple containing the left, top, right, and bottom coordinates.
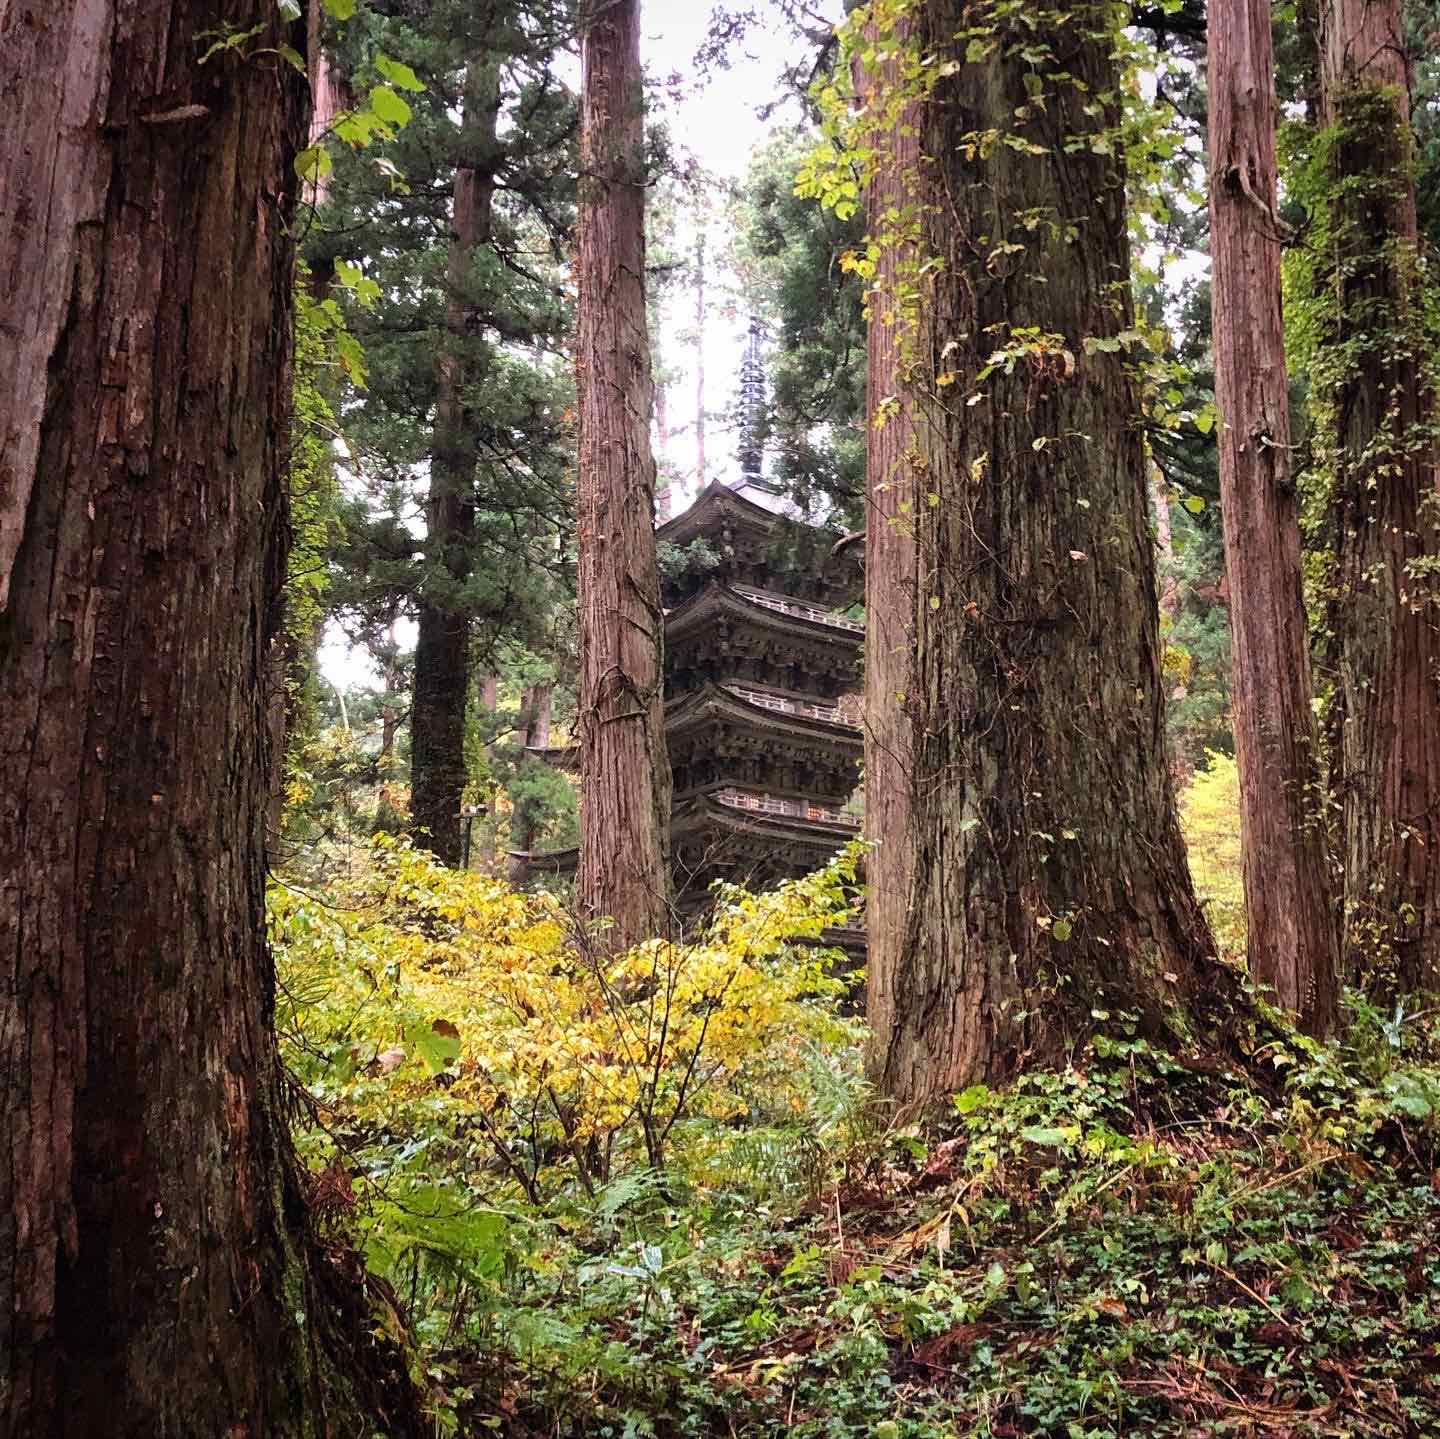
(643, 1, 844, 510)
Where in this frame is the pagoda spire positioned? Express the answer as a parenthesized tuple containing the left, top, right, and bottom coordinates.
(736, 315, 767, 486)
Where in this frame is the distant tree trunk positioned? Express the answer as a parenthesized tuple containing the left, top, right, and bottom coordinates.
(1208, 0, 1339, 1032)
(1317, 0, 1440, 994)
(0, 3, 418, 1433)
(378, 622, 405, 773)
(861, 0, 1229, 1104)
(518, 683, 554, 750)
(1150, 465, 1180, 623)
(576, 0, 672, 945)
(694, 231, 707, 486)
(655, 378, 674, 520)
(410, 60, 502, 866)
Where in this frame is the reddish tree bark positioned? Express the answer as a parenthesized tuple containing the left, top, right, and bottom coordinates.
(861, 0, 1230, 1103)
(1208, 0, 1340, 1032)
(859, 24, 921, 1083)
(575, 0, 672, 945)
(1318, 0, 1440, 993)
(410, 60, 501, 865)
(0, 2, 418, 1433)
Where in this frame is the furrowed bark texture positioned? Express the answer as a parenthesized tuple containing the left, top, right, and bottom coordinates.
(410, 61, 501, 866)
(575, 0, 672, 945)
(1208, 0, 1339, 1032)
(863, 0, 1228, 1104)
(1318, 0, 1440, 993)
(0, 4, 418, 1433)
(860, 27, 921, 1081)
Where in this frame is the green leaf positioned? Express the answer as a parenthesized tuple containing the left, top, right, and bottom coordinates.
(294, 144, 332, 184)
(954, 1083, 991, 1114)
(1020, 1126, 1072, 1147)
(1052, 918, 1073, 942)
(406, 1018, 460, 1074)
(323, 0, 356, 18)
(369, 84, 412, 127)
(1182, 495, 1206, 514)
(375, 53, 425, 92)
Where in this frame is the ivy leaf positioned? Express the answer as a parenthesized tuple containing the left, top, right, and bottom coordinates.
(374, 53, 425, 92)
(1020, 1125, 1073, 1147)
(954, 1083, 991, 1114)
(1182, 495, 1206, 514)
(294, 144, 332, 184)
(323, 0, 356, 18)
(369, 84, 412, 127)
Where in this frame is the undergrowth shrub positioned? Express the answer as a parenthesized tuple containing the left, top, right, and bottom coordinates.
(272, 835, 866, 1374)
(1179, 749, 1245, 956)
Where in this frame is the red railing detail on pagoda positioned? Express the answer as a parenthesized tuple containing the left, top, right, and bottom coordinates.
(725, 685, 859, 728)
(714, 787, 861, 828)
(731, 585, 865, 633)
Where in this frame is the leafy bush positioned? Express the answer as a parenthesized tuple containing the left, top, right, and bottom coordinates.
(273, 835, 863, 1199)
(1179, 749, 1246, 956)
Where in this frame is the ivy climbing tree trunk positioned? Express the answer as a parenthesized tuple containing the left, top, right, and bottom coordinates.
(1208, 0, 1339, 1032)
(859, 0, 1230, 1104)
(0, 2, 418, 1433)
(410, 59, 502, 865)
(860, 21, 921, 1084)
(1316, 0, 1440, 994)
(575, 0, 672, 945)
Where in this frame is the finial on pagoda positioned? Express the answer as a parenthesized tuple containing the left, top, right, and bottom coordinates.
(736, 315, 767, 486)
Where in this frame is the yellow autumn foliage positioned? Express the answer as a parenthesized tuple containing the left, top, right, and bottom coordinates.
(1179, 750, 1246, 957)
(271, 835, 862, 1191)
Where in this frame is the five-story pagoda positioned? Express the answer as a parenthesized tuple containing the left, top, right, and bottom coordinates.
(515, 324, 864, 929)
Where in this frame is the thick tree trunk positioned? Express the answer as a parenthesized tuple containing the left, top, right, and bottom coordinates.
(410, 61, 502, 866)
(0, 4, 418, 1433)
(1208, 0, 1340, 1032)
(860, 27, 921, 1081)
(1318, 0, 1440, 994)
(576, 0, 672, 945)
(862, 0, 1229, 1104)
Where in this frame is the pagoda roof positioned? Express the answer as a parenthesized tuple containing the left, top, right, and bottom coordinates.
(664, 581, 864, 651)
(508, 787, 859, 884)
(656, 480, 805, 548)
(672, 788, 860, 848)
(666, 682, 861, 751)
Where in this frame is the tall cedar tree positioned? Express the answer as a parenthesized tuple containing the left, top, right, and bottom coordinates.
(576, 0, 672, 943)
(861, 0, 1229, 1102)
(1317, 0, 1440, 992)
(411, 59, 502, 863)
(1208, 0, 1339, 1031)
(308, 2, 575, 864)
(0, 2, 417, 1432)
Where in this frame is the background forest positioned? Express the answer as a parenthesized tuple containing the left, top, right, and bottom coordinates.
(5, 0, 1440, 1436)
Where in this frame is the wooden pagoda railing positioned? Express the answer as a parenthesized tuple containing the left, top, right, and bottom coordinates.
(714, 786, 861, 828)
(731, 585, 865, 633)
(725, 684, 858, 728)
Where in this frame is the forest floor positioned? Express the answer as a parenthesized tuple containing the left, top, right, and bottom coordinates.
(449, 1036, 1440, 1439)
(275, 839, 1440, 1438)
